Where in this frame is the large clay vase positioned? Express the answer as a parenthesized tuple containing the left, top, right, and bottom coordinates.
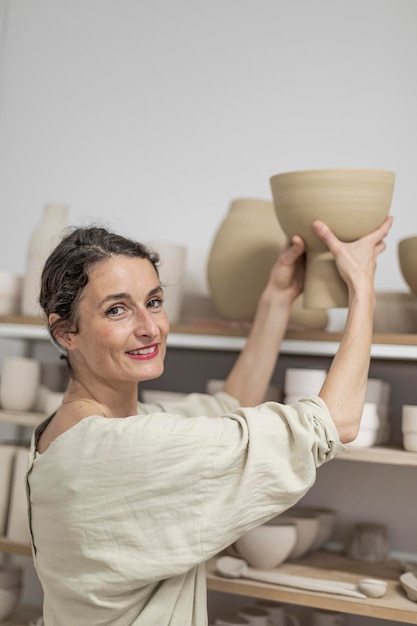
(207, 198, 328, 329)
(398, 236, 417, 297)
(270, 169, 395, 309)
(21, 203, 68, 316)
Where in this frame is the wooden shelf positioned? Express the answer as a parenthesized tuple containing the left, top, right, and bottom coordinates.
(206, 551, 417, 623)
(337, 444, 417, 467)
(0, 410, 45, 428)
(0, 536, 32, 557)
(2, 315, 417, 359)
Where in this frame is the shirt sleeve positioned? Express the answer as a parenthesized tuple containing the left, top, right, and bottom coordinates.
(137, 390, 240, 417)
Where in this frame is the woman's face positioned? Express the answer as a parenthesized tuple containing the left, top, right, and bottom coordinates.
(66, 255, 169, 386)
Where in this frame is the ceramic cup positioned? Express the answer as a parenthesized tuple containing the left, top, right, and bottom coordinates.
(0, 356, 41, 411)
(346, 522, 389, 563)
(311, 608, 345, 626)
(401, 405, 417, 451)
(255, 599, 300, 626)
(146, 240, 187, 324)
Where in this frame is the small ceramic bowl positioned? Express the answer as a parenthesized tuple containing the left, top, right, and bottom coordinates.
(234, 523, 297, 569)
(289, 507, 336, 550)
(269, 513, 320, 559)
(400, 571, 417, 602)
(358, 578, 388, 598)
(284, 368, 327, 396)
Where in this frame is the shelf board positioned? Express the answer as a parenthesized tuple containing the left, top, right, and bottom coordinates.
(0, 410, 46, 428)
(0, 536, 32, 557)
(206, 551, 417, 623)
(337, 444, 417, 466)
(1, 316, 417, 359)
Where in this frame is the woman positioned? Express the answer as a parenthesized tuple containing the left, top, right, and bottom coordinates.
(27, 216, 392, 625)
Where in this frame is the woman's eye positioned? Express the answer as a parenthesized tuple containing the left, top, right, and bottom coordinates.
(107, 305, 125, 316)
(147, 297, 163, 309)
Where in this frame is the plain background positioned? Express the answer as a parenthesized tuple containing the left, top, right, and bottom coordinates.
(0, 0, 416, 300)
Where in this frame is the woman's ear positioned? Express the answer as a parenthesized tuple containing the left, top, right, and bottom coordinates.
(48, 313, 76, 351)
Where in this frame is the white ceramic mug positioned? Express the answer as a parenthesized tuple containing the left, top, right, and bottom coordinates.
(255, 600, 300, 626)
(311, 608, 345, 626)
(0, 356, 41, 411)
(401, 405, 417, 451)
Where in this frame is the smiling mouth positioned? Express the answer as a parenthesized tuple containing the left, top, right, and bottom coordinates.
(126, 345, 158, 358)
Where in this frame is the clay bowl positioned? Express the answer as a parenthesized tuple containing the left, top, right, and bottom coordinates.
(398, 236, 417, 297)
(270, 168, 395, 309)
(234, 523, 297, 569)
(400, 571, 417, 601)
(289, 507, 337, 550)
(267, 514, 320, 559)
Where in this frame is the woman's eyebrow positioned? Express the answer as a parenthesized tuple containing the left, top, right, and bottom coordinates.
(98, 286, 163, 307)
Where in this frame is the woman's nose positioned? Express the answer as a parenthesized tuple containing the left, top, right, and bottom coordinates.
(133, 309, 159, 336)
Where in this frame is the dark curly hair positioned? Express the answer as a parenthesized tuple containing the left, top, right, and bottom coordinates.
(40, 226, 160, 363)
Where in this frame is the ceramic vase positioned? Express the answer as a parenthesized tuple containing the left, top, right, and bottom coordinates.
(398, 236, 417, 297)
(145, 241, 187, 324)
(207, 198, 328, 328)
(270, 169, 395, 309)
(21, 203, 68, 317)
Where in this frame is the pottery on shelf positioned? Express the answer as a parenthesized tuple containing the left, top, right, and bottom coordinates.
(21, 203, 68, 317)
(145, 241, 187, 324)
(270, 168, 395, 309)
(398, 236, 417, 297)
(207, 198, 328, 328)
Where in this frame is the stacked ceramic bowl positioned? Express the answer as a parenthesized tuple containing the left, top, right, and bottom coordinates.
(283, 368, 327, 404)
(401, 405, 417, 452)
(229, 522, 298, 569)
(0, 565, 23, 620)
(346, 379, 391, 449)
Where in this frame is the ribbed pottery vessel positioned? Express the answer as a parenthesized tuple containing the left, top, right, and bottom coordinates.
(207, 198, 328, 328)
(270, 169, 395, 309)
(398, 236, 417, 297)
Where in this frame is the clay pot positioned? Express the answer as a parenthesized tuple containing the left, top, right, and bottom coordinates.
(207, 198, 328, 328)
(270, 169, 395, 309)
(398, 236, 417, 297)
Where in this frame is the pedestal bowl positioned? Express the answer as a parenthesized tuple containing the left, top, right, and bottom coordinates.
(270, 168, 395, 309)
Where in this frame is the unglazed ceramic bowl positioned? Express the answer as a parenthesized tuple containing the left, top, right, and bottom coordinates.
(400, 571, 417, 602)
(398, 236, 417, 297)
(234, 523, 297, 569)
(268, 513, 320, 559)
(270, 168, 395, 309)
(290, 507, 337, 550)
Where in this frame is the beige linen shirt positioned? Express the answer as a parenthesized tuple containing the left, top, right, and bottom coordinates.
(26, 392, 343, 626)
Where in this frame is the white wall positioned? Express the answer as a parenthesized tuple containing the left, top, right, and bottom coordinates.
(0, 0, 416, 298)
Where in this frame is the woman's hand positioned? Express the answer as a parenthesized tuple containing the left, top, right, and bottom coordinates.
(312, 216, 393, 298)
(265, 235, 306, 304)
